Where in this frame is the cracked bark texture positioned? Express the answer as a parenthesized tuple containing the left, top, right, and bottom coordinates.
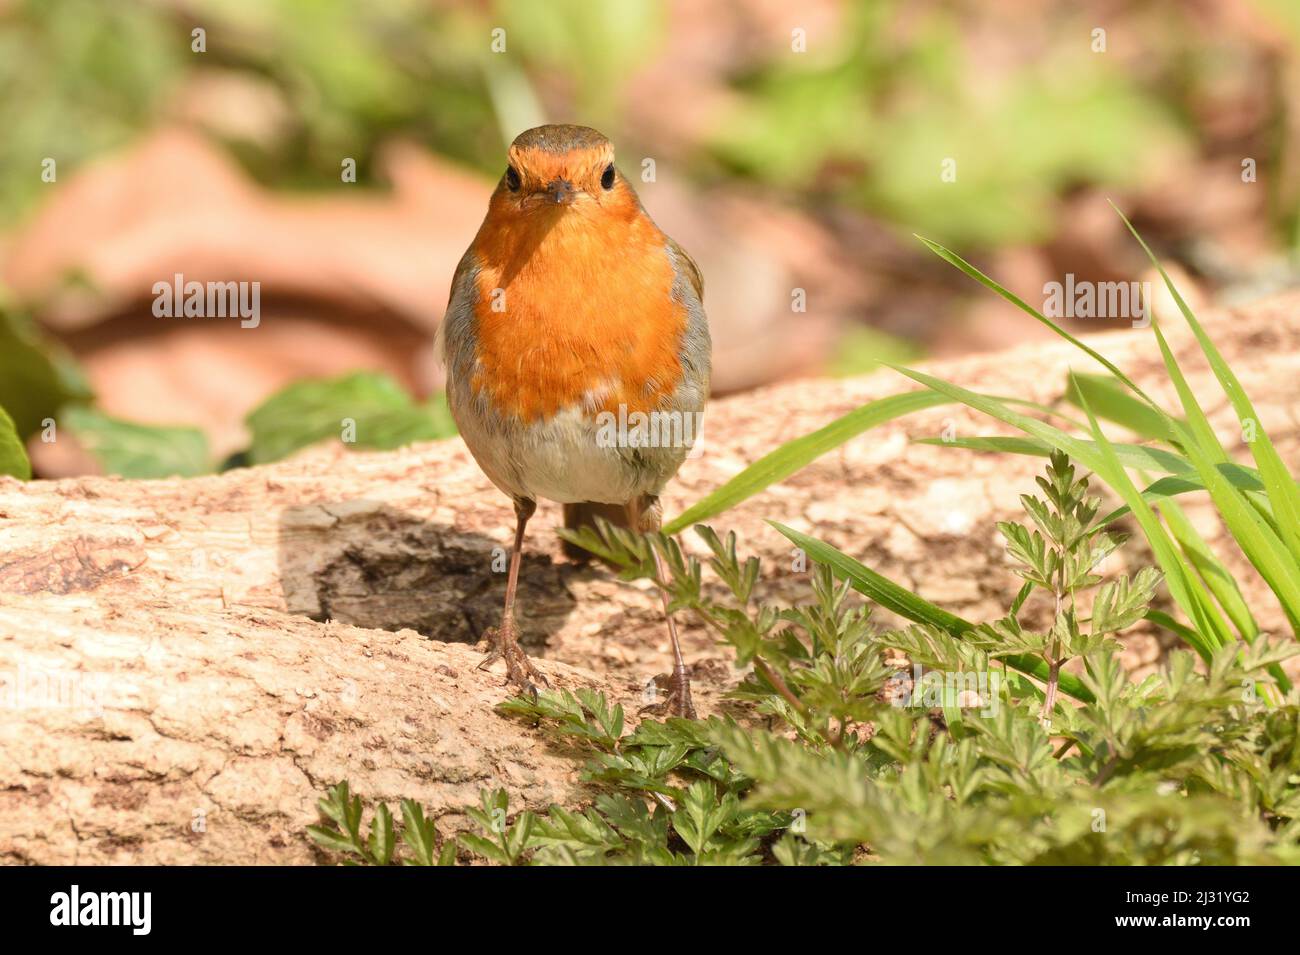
(2, 294, 1298, 864)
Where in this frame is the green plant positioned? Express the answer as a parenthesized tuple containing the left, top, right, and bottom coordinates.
(0, 405, 30, 479)
(903, 211, 1300, 670)
(903, 449, 1160, 727)
(652, 215, 1298, 684)
(310, 453, 1300, 865)
(0, 306, 93, 442)
(709, 1, 1184, 249)
(243, 370, 456, 465)
(306, 217, 1300, 867)
(0, 285, 459, 479)
(61, 406, 211, 479)
(22, 369, 457, 480)
(307, 781, 456, 866)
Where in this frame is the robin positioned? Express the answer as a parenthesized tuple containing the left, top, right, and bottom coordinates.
(441, 124, 711, 718)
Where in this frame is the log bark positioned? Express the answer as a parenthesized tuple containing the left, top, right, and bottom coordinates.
(3, 295, 1299, 863)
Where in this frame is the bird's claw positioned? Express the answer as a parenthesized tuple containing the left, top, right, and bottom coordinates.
(639, 664, 697, 720)
(479, 623, 550, 697)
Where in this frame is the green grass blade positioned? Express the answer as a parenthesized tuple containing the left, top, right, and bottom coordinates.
(1098, 478, 1237, 526)
(916, 236, 1160, 408)
(1147, 326, 1229, 464)
(1151, 325, 1300, 634)
(915, 435, 1193, 475)
(1157, 496, 1259, 643)
(1063, 373, 1177, 443)
(663, 390, 951, 535)
(1144, 609, 1203, 646)
(889, 363, 1231, 656)
(888, 363, 1164, 492)
(926, 434, 1280, 530)
(920, 435, 1276, 509)
(999, 398, 1090, 432)
(771, 521, 1093, 702)
(773, 521, 970, 635)
(1244, 490, 1281, 536)
(1069, 376, 1232, 658)
(1115, 203, 1300, 565)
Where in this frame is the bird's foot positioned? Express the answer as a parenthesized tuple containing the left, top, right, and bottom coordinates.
(478, 621, 550, 697)
(639, 664, 697, 720)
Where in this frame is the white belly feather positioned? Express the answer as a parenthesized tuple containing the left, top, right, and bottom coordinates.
(452, 397, 698, 505)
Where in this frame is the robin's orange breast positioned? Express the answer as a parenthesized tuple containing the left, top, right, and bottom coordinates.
(467, 208, 688, 424)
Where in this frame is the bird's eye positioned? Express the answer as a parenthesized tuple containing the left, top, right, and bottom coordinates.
(601, 163, 616, 190)
(505, 166, 521, 192)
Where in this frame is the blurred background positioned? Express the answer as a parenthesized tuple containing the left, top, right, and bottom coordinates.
(3, 0, 1299, 478)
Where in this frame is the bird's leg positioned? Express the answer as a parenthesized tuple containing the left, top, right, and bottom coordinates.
(631, 495, 697, 720)
(477, 497, 549, 694)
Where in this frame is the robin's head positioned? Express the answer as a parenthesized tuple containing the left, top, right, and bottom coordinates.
(492, 124, 636, 218)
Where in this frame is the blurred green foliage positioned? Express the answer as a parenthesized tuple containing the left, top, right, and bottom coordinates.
(51, 370, 457, 479)
(0, 288, 457, 477)
(5, 0, 1300, 240)
(62, 406, 211, 479)
(0, 306, 93, 439)
(0, 0, 186, 223)
(0, 328, 460, 484)
(4, 0, 1300, 478)
(496, 0, 663, 123)
(711, 3, 1182, 247)
(245, 371, 456, 465)
(0, 0, 666, 224)
(826, 324, 922, 378)
(3, 0, 1296, 243)
(0, 406, 30, 479)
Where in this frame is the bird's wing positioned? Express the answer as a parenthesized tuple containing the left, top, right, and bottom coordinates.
(436, 248, 480, 369)
(668, 237, 704, 303)
(448, 248, 477, 304)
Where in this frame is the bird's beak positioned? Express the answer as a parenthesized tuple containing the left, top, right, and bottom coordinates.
(544, 178, 576, 205)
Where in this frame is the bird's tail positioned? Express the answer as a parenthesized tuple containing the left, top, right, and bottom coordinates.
(561, 501, 631, 562)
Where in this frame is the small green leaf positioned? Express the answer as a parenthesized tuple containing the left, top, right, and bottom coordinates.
(61, 406, 210, 478)
(458, 833, 511, 865)
(0, 405, 31, 479)
(307, 825, 359, 855)
(245, 371, 455, 465)
(0, 308, 93, 439)
(504, 812, 536, 863)
(400, 799, 439, 867)
(672, 781, 732, 855)
(368, 802, 395, 865)
(1090, 568, 1162, 636)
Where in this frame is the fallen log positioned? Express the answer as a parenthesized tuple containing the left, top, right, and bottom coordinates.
(2, 294, 1298, 863)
